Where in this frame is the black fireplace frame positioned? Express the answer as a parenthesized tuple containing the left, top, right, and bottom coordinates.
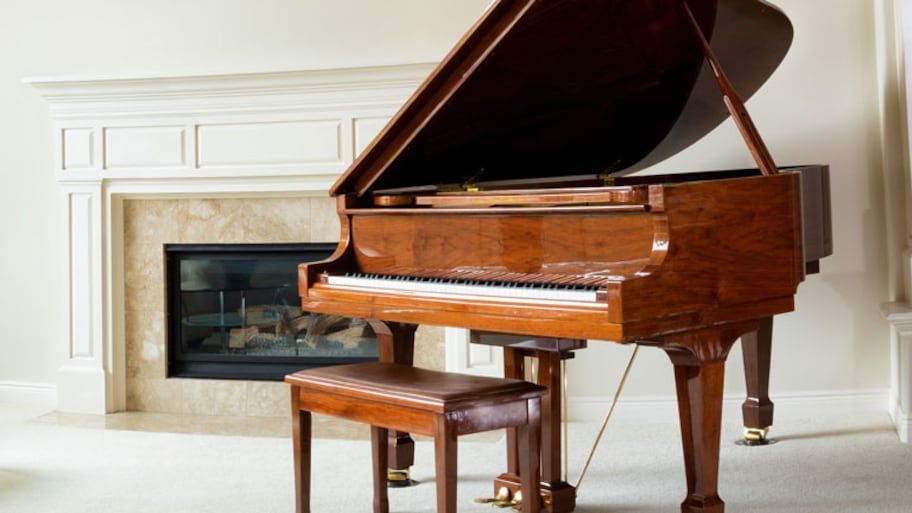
(165, 242, 377, 381)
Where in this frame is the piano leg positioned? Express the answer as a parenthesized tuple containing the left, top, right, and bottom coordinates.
(496, 346, 576, 513)
(740, 316, 775, 444)
(660, 321, 757, 513)
(537, 351, 577, 510)
(368, 320, 419, 485)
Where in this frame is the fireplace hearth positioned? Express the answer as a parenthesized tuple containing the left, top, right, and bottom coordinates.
(166, 243, 377, 380)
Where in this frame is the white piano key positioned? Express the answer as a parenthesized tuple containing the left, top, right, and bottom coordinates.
(325, 273, 600, 302)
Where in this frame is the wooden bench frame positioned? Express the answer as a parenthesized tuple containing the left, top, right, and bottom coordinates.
(287, 362, 546, 513)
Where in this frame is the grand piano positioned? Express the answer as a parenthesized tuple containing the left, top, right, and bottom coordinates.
(297, 1, 830, 512)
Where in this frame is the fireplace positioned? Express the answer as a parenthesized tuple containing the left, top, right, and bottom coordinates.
(166, 243, 377, 380)
(31, 64, 457, 414)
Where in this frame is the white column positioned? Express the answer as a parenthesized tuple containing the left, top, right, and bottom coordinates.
(445, 327, 504, 377)
(882, 303, 912, 442)
(878, 0, 912, 442)
(57, 180, 115, 413)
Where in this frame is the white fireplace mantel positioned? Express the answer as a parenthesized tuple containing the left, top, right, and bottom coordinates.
(28, 64, 435, 414)
(880, 0, 912, 443)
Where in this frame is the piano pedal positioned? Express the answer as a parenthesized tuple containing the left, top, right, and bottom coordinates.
(386, 467, 418, 487)
(507, 490, 523, 510)
(475, 486, 523, 508)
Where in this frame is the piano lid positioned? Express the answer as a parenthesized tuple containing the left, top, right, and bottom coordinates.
(332, 0, 793, 197)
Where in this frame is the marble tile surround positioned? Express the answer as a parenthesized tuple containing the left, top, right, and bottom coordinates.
(123, 196, 445, 417)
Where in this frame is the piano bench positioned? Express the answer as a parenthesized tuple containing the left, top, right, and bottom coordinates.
(285, 362, 546, 513)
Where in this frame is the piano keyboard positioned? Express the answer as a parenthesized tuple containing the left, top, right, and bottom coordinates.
(324, 272, 602, 302)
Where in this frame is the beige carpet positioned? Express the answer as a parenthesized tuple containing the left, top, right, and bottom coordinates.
(1, 399, 910, 513)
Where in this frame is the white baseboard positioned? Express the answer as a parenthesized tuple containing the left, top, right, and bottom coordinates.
(0, 381, 57, 411)
(568, 389, 892, 424)
(890, 403, 911, 443)
(2, 381, 902, 442)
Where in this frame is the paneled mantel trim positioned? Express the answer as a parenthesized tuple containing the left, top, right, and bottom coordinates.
(28, 64, 434, 414)
(27, 63, 436, 186)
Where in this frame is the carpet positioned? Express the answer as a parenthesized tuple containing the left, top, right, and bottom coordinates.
(1, 400, 910, 513)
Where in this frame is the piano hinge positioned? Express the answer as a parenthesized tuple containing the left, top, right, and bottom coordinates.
(461, 168, 486, 192)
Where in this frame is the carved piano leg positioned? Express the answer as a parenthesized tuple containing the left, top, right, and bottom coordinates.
(495, 346, 576, 513)
(367, 320, 419, 486)
(740, 316, 775, 444)
(660, 321, 757, 513)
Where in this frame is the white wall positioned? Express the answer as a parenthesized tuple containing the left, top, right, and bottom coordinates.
(0, 0, 897, 412)
(0, 0, 491, 391)
(570, 0, 894, 409)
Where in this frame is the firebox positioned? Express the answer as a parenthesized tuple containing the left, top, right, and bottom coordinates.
(165, 243, 377, 380)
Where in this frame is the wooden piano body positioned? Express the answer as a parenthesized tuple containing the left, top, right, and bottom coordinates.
(301, 172, 804, 342)
(295, 1, 830, 512)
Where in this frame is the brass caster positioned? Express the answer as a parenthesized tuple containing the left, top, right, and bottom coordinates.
(745, 427, 769, 441)
(736, 427, 776, 446)
(387, 467, 418, 488)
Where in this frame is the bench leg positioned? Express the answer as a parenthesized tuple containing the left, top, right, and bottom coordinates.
(518, 397, 543, 513)
(291, 386, 311, 513)
(434, 417, 458, 513)
(371, 426, 391, 513)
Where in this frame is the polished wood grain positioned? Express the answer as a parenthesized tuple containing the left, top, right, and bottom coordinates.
(653, 321, 759, 513)
(741, 316, 775, 431)
(368, 321, 418, 471)
(411, 186, 650, 208)
(286, 363, 546, 513)
(290, 386, 310, 513)
(300, 173, 803, 342)
(618, 164, 831, 440)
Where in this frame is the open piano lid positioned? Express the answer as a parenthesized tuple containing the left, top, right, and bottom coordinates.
(331, 0, 793, 197)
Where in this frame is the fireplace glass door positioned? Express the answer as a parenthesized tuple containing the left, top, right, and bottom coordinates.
(166, 243, 377, 380)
